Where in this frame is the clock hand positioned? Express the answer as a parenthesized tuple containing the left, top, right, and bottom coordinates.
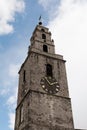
(50, 82, 58, 86)
(44, 77, 58, 86)
(44, 77, 51, 85)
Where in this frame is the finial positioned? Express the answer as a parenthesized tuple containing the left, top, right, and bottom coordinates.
(38, 15, 42, 25)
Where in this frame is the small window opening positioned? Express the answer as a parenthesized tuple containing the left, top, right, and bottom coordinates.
(43, 45, 48, 52)
(23, 70, 26, 82)
(46, 64, 53, 77)
(42, 34, 46, 39)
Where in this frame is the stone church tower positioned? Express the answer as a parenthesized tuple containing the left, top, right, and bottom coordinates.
(14, 22, 76, 130)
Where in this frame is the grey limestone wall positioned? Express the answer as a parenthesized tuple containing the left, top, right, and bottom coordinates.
(15, 90, 74, 130)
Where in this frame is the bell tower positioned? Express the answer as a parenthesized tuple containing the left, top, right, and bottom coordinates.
(14, 22, 74, 130)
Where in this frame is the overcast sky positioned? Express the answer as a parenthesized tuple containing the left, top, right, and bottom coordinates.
(0, 0, 87, 130)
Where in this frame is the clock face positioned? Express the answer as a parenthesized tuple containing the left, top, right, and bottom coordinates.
(40, 76, 59, 94)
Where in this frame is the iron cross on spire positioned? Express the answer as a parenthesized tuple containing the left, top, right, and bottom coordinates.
(38, 15, 42, 25)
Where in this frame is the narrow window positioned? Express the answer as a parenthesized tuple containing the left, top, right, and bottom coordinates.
(46, 64, 53, 77)
(20, 105, 24, 123)
(23, 70, 26, 82)
(42, 34, 46, 39)
(43, 45, 48, 52)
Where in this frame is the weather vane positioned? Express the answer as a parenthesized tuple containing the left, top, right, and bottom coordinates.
(38, 15, 42, 25)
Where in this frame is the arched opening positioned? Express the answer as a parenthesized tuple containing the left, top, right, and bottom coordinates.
(43, 45, 48, 52)
(42, 34, 46, 39)
(41, 29, 45, 32)
(46, 64, 53, 77)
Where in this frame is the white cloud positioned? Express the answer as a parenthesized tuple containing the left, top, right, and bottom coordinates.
(9, 64, 20, 77)
(0, 88, 10, 96)
(7, 87, 17, 130)
(0, 0, 25, 35)
(38, 0, 59, 18)
(47, 0, 87, 129)
(0, 63, 19, 96)
(7, 94, 17, 110)
(8, 112, 15, 130)
(38, 0, 54, 9)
